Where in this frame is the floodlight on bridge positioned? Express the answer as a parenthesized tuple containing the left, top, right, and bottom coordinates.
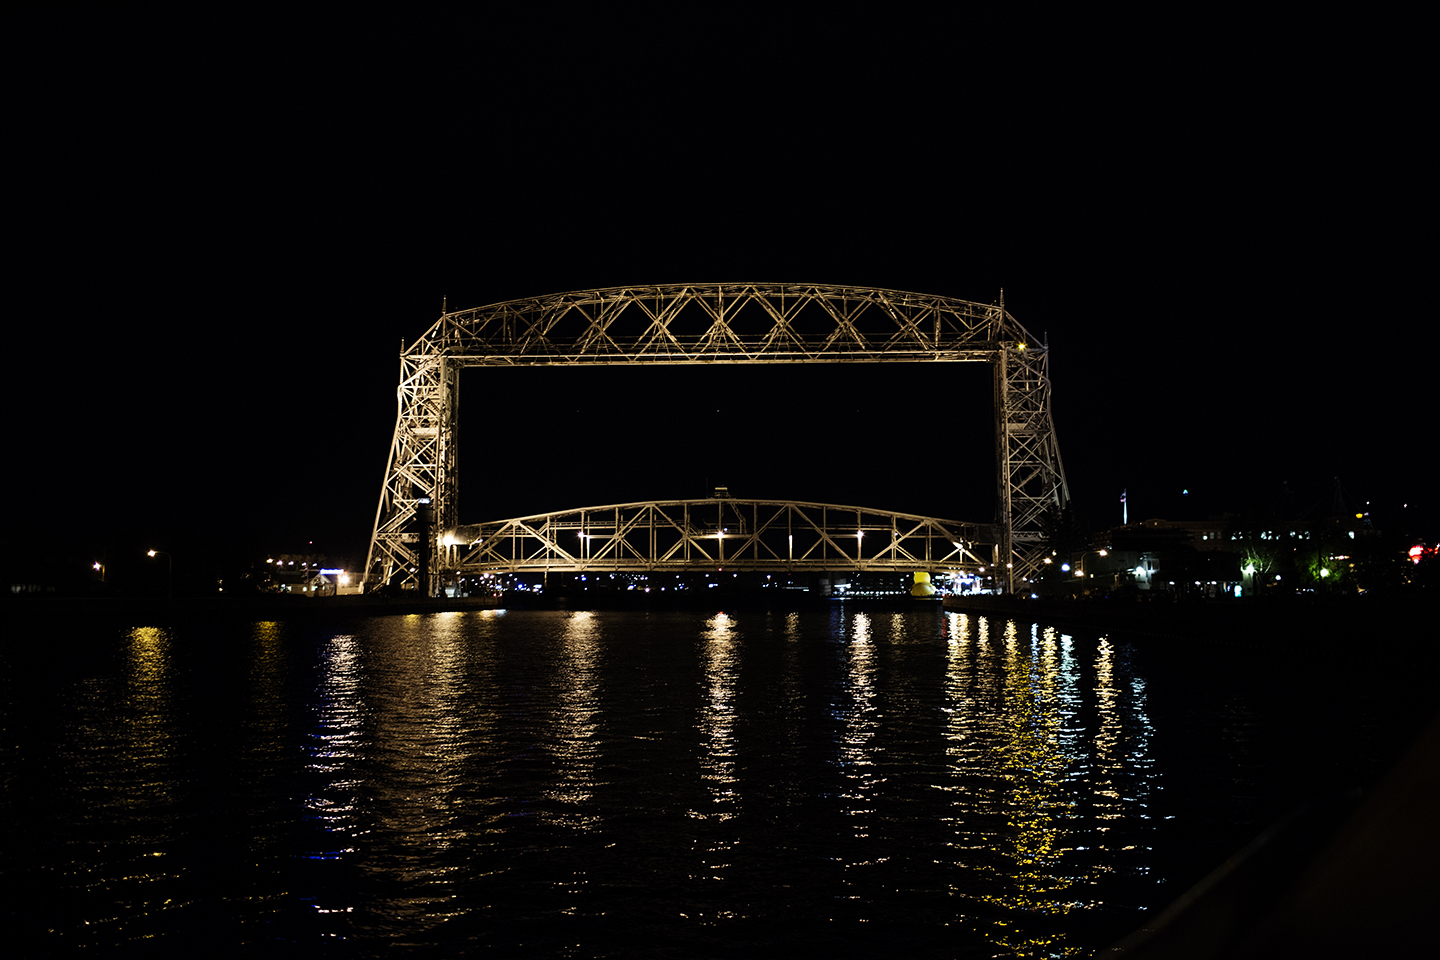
(365, 283, 1069, 595)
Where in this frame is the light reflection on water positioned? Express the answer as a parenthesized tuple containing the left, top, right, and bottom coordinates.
(1093, 639, 1155, 832)
(551, 611, 601, 821)
(48, 626, 186, 946)
(109, 627, 183, 939)
(10, 605, 1420, 957)
(936, 614, 1160, 957)
(983, 621, 1083, 955)
(839, 610, 880, 833)
(698, 611, 740, 823)
(307, 631, 362, 854)
(122, 625, 178, 812)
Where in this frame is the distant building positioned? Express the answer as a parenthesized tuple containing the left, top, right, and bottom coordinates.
(266, 554, 362, 596)
(1074, 513, 1375, 598)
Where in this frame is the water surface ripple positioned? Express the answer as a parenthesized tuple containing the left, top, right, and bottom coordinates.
(1, 606, 1427, 957)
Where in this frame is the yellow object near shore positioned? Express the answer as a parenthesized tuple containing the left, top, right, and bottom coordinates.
(910, 571, 936, 597)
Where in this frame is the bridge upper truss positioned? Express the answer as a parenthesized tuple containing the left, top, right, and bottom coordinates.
(445, 499, 991, 575)
(368, 283, 1069, 593)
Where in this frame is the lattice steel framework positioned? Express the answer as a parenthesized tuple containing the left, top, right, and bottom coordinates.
(444, 499, 989, 575)
(367, 283, 1069, 593)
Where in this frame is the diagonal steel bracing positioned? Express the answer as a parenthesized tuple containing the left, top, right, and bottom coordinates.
(445, 499, 989, 576)
(367, 283, 1069, 594)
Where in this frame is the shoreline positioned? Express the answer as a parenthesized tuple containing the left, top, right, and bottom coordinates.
(940, 593, 1432, 646)
(4, 592, 1429, 638)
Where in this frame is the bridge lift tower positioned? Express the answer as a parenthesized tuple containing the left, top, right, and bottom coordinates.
(365, 283, 1069, 596)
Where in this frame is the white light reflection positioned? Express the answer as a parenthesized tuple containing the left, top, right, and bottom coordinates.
(305, 631, 362, 859)
(839, 611, 879, 786)
(548, 611, 602, 827)
(688, 611, 743, 895)
(835, 611, 886, 898)
(1093, 639, 1156, 838)
(696, 611, 741, 822)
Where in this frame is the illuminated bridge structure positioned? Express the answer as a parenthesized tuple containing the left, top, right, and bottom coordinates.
(443, 498, 991, 578)
(367, 283, 1069, 595)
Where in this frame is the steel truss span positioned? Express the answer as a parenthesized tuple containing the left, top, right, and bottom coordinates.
(446, 499, 990, 575)
(367, 283, 1069, 593)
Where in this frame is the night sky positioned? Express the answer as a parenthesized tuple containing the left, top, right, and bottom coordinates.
(8, 11, 1433, 577)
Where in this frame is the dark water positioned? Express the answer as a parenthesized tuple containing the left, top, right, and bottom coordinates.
(1, 606, 1431, 957)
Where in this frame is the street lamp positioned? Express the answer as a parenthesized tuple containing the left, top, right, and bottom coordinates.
(147, 549, 173, 598)
(1075, 549, 1108, 578)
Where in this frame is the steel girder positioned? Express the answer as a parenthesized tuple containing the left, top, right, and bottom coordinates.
(994, 342, 1071, 589)
(446, 499, 990, 575)
(367, 350, 458, 590)
(366, 283, 1068, 593)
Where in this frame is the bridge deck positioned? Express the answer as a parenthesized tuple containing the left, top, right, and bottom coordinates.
(442, 498, 994, 575)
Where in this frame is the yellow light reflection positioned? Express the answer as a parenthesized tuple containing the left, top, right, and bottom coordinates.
(115, 626, 178, 816)
(549, 611, 602, 826)
(248, 621, 288, 756)
(943, 617, 1088, 956)
(979, 619, 1083, 953)
(943, 612, 974, 766)
(355, 613, 476, 932)
(71, 626, 187, 944)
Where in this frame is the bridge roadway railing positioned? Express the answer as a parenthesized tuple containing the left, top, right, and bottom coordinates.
(444, 498, 994, 575)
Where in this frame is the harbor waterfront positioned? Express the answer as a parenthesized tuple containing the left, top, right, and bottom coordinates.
(2, 601, 1434, 957)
